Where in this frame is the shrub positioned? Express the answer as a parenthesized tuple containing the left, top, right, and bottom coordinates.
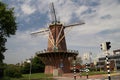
(0, 77, 11, 80)
(4, 64, 22, 78)
(0, 68, 4, 78)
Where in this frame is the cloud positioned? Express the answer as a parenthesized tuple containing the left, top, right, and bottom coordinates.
(21, 2, 36, 15)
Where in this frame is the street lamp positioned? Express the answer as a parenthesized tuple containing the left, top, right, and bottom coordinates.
(114, 59, 117, 72)
(27, 59, 32, 80)
(89, 52, 92, 64)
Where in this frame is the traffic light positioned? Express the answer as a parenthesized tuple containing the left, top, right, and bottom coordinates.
(106, 42, 111, 50)
(100, 42, 111, 51)
(100, 43, 107, 51)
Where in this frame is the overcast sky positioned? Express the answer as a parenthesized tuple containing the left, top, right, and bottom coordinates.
(3, 0, 120, 64)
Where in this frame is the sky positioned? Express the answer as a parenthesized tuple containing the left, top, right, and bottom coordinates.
(2, 0, 120, 64)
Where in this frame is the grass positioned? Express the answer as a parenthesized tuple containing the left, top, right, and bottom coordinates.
(80, 71, 107, 76)
(23, 73, 52, 79)
(10, 73, 54, 80)
(80, 71, 118, 76)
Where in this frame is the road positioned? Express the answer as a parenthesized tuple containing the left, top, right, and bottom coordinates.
(53, 73, 120, 80)
(54, 76, 120, 80)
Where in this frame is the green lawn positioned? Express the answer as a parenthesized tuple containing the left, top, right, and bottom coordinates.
(23, 73, 52, 79)
(81, 71, 110, 76)
(11, 73, 53, 80)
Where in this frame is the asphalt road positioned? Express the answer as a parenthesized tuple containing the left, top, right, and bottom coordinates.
(53, 73, 120, 80)
(54, 76, 120, 80)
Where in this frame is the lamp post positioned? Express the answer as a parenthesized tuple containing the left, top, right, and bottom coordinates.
(89, 52, 92, 64)
(114, 59, 117, 72)
(27, 59, 32, 80)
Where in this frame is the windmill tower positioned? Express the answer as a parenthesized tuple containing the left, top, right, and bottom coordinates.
(31, 3, 85, 74)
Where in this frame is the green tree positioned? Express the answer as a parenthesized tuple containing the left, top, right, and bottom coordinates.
(76, 57, 83, 65)
(4, 64, 22, 78)
(0, 1, 17, 63)
(31, 56, 45, 73)
(21, 57, 45, 74)
(71, 56, 83, 65)
(21, 62, 30, 74)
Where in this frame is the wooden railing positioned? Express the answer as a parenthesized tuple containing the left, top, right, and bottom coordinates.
(36, 49, 79, 55)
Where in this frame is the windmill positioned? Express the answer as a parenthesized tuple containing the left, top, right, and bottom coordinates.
(31, 2, 85, 74)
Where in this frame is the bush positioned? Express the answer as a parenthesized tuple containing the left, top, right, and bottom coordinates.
(0, 68, 4, 78)
(0, 77, 11, 80)
(4, 64, 22, 78)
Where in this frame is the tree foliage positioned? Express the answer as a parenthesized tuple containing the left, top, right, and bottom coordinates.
(76, 56, 83, 65)
(21, 56, 45, 74)
(0, 1, 17, 63)
(71, 56, 83, 65)
(4, 64, 22, 78)
(31, 56, 45, 73)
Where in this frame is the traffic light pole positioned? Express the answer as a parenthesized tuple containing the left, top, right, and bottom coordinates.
(83, 53, 89, 79)
(100, 42, 111, 80)
(86, 63, 88, 79)
(105, 51, 111, 80)
(73, 56, 76, 80)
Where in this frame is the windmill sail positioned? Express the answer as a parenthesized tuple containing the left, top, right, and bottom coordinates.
(50, 2, 58, 24)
